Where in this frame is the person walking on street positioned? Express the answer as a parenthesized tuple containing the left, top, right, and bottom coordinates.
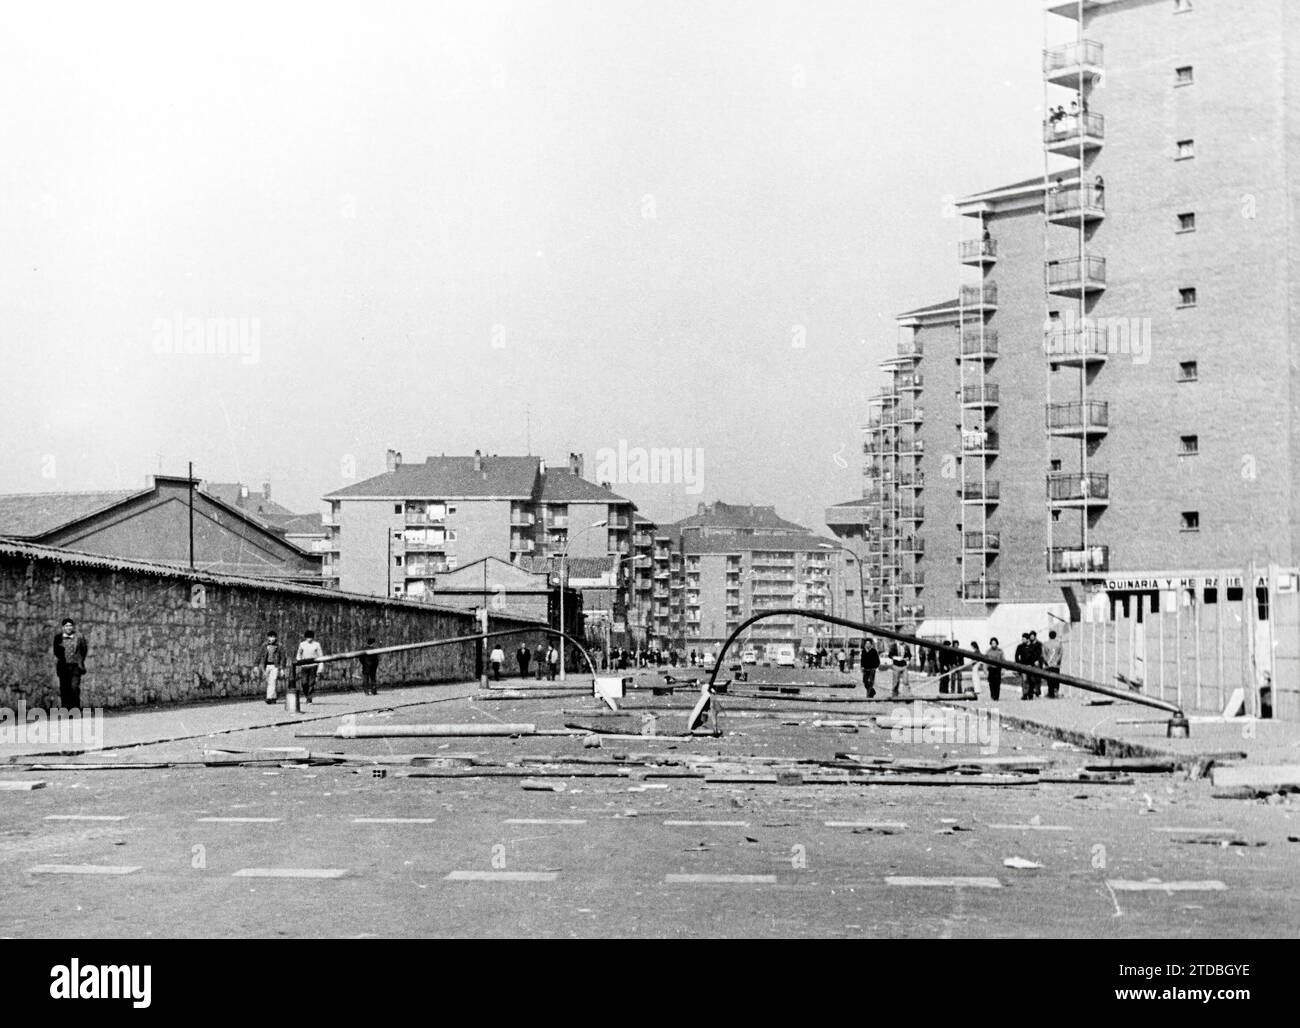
(887, 641, 911, 698)
(986, 638, 1004, 701)
(517, 644, 531, 679)
(1027, 630, 1044, 699)
(296, 630, 324, 704)
(862, 638, 880, 698)
(52, 618, 89, 709)
(1014, 634, 1033, 700)
(256, 630, 285, 704)
(489, 644, 505, 681)
(545, 644, 559, 681)
(359, 638, 380, 695)
(1042, 630, 1064, 698)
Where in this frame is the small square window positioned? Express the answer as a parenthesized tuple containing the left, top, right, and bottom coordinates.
(394, 555, 403, 567)
(1051, 510, 1061, 523)
(1178, 212, 1196, 232)
(1050, 459, 1062, 472)
(1176, 139, 1195, 159)
(1181, 511, 1200, 532)
(1178, 360, 1199, 381)
(393, 504, 403, 515)
(1179, 287, 1198, 306)
(1175, 65, 1194, 85)
(447, 505, 457, 515)
(1179, 434, 1199, 456)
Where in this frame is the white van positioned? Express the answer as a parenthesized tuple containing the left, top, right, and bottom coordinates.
(774, 645, 797, 667)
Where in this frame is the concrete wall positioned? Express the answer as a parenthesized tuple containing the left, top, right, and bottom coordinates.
(0, 544, 543, 711)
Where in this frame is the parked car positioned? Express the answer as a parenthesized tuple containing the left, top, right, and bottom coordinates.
(774, 644, 797, 668)
(741, 647, 758, 665)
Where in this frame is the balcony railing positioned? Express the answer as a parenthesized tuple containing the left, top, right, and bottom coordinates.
(900, 537, 925, 553)
(1046, 185, 1105, 223)
(961, 480, 1000, 501)
(961, 330, 998, 357)
(1043, 324, 1108, 363)
(898, 505, 924, 520)
(962, 430, 999, 454)
(1047, 472, 1110, 503)
(1048, 545, 1110, 575)
(899, 571, 925, 587)
(959, 283, 999, 309)
(960, 581, 1001, 600)
(964, 531, 1001, 551)
(1047, 400, 1109, 435)
(1043, 39, 1103, 79)
(1046, 256, 1106, 295)
(959, 237, 997, 264)
(1043, 111, 1105, 150)
(962, 384, 999, 406)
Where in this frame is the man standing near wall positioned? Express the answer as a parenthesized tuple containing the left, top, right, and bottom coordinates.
(297, 630, 324, 703)
(52, 618, 88, 709)
(1042, 630, 1064, 700)
(256, 630, 285, 704)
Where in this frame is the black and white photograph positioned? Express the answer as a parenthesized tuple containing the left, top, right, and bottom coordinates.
(0, 0, 1296, 1004)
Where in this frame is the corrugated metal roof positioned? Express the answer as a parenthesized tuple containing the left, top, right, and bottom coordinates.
(0, 489, 145, 538)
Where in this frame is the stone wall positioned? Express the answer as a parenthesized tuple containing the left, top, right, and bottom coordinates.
(0, 543, 547, 710)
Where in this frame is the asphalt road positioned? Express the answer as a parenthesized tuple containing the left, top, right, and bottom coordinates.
(3, 666, 1298, 938)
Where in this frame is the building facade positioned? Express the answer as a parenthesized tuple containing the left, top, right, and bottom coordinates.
(854, 0, 1300, 716)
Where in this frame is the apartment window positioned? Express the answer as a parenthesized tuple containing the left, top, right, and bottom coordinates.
(1051, 510, 1061, 523)
(447, 505, 457, 515)
(1179, 287, 1198, 307)
(1176, 139, 1195, 159)
(1175, 65, 1194, 85)
(1179, 434, 1199, 456)
(394, 555, 403, 567)
(393, 504, 403, 515)
(1180, 511, 1200, 532)
(1178, 360, 1199, 381)
(1050, 459, 1062, 472)
(1177, 212, 1196, 232)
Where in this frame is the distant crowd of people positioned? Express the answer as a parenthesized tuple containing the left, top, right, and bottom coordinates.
(857, 630, 1066, 701)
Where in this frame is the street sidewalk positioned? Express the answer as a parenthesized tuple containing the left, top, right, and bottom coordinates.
(954, 681, 1300, 767)
(0, 678, 524, 760)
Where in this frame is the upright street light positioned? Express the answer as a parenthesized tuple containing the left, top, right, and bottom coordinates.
(558, 518, 608, 680)
(818, 542, 867, 648)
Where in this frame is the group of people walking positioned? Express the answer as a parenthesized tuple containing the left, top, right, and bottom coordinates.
(254, 629, 382, 703)
(857, 629, 1066, 702)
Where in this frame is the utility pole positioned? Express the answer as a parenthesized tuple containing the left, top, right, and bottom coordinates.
(188, 461, 195, 570)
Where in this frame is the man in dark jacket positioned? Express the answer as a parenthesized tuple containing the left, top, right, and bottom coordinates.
(52, 618, 89, 708)
(359, 637, 380, 695)
(1026, 631, 1044, 699)
(861, 639, 881, 698)
(517, 644, 531, 680)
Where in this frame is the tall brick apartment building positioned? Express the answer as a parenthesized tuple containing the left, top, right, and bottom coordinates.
(855, 0, 1300, 717)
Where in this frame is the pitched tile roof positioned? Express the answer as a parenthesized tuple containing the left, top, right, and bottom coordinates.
(202, 482, 296, 520)
(539, 470, 633, 504)
(326, 456, 542, 500)
(665, 501, 808, 535)
(0, 489, 145, 538)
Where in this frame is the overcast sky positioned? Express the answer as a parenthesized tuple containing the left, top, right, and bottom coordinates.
(0, 0, 1053, 532)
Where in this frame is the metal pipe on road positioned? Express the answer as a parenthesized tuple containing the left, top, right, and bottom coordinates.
(293, 626, 599, 679)
(703, 608, 1188, 728)
(336, 723, 540, 739)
